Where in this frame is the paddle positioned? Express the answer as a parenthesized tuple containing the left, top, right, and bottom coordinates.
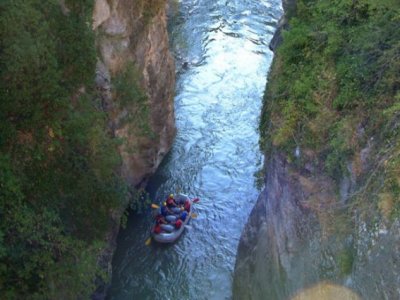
(145, 236, 152, 246)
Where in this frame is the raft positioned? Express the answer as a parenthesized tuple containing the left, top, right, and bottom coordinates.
(151, 194, 192, 243)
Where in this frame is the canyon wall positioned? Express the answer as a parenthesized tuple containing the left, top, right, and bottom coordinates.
(234, 152, 400, 299)
(94, 0, 176, 187)
(234, 0, 400, 299)
(92, 1, 175, 297)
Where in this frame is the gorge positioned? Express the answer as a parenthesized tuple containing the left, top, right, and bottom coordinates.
(0, 0, 399, 299)
(107, 0, 282, 298)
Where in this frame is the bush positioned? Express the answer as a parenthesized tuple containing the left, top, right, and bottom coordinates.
(0, 0, 127, 297)
(261, 0, 400, 183)
(113, 62, 154, 138)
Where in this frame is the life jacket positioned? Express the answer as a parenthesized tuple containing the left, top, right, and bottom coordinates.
(184, 200, 190, 212)
(175, 219, 183, 229)
(155, 214, 164, 224)
(153, 224, 162, 234)
(166, 197, 175, 207)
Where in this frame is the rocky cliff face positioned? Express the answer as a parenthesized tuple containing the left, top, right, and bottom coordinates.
(234, 152, 400, 299)
(234, 0, 400, 298)
(93, 0, 175, 187)
(91, 1, 175, 298)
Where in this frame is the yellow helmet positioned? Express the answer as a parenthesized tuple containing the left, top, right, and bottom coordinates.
(169, 194, 174, 198)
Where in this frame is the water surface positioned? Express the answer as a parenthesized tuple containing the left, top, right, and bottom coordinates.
(107, 0, 282, 299)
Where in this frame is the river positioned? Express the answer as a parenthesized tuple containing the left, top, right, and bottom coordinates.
(107, 0, 282, 299)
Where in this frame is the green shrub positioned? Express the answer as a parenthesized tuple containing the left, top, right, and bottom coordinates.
(113, 62, 154, 138)
(337, 247, 355, 275)
(261, 0, 400, 184)
(0, 0, 127, 297)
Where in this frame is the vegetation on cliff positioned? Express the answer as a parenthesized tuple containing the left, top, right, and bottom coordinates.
(261, 0, 400, 219)
(113, 62, 154, 141)
(0, 1, 128, 298)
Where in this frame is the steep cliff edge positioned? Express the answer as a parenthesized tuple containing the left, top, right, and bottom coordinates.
(235, 153, 400, 299)
(93, 0, 175, 187)
(234, 1, 400, 299)
(92, 0, 175, 298)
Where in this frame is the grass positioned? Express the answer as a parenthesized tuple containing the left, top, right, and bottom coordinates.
(260, 0, 400, 218)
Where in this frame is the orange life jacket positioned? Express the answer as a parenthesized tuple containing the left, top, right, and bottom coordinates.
(153, 224, 162, 234)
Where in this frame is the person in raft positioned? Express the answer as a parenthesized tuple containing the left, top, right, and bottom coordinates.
(153, 214, 183, 234)
(166, 194, 182, 214)
(154, 214, 175, 233)
(184, 199, 190, 212)
(160, 203, 178, 223)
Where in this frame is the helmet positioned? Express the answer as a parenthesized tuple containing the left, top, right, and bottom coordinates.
(163, 202, 167, 206)
(169, 194, 174, 198)
(180, 211, 187, 221)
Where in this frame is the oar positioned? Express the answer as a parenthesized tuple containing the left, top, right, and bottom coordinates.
(190, 198, 199, 218)
(145, 236, 152, 246)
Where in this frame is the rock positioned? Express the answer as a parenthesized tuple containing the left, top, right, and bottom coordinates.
(93, 0, 111, 30)
(95, 1, 176, 187)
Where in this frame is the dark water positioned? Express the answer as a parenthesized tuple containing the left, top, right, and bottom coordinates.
(107, 0, 282, 299)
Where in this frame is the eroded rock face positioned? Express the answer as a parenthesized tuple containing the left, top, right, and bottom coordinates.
(235, 0, 400, 296)
(93, 0, 110, 30)
(234, 155, 326, 300)
(94, 0, 176, 187)
(91, 1, 175, 298)
(233, 153, 400, 300)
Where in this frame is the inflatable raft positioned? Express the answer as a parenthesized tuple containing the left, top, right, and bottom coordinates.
(151, 194, 192, 243)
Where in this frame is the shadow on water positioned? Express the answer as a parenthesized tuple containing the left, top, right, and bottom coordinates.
(107, 0, 282, 299)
